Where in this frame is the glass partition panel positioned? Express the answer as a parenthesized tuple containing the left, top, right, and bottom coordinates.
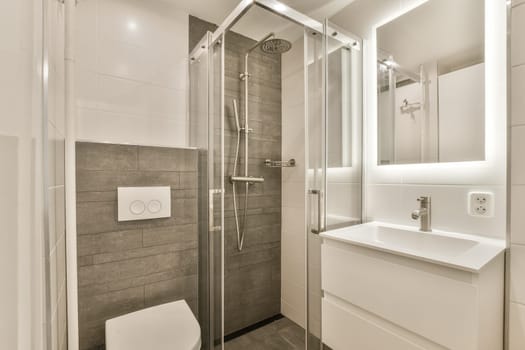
(306, 27, 325, 350)
(326, 22, 363, 232)
(189, 31, 225, 350)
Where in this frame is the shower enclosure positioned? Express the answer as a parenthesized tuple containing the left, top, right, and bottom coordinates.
(189, 1, 362, 348)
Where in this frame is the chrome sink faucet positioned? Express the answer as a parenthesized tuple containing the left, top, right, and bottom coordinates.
(411, 196, 432, 232)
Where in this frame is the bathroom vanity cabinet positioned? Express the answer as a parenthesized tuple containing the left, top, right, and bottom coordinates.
(320, 224, 505, 350)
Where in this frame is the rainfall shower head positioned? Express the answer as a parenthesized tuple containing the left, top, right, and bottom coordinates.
(260, 38, 292, 54)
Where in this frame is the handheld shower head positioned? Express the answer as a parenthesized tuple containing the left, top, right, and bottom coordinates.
(232, 99, 240, 132)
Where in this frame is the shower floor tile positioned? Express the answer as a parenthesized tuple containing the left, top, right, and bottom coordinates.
(220, 317, 305, 350)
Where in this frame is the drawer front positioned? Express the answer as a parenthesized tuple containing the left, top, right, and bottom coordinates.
(322, 297, 427, 350)
(321, 241, 478, 350)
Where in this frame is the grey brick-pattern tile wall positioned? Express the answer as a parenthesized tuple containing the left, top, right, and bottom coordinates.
(190, 16, 282, 336)
(76, 142, 199, 350)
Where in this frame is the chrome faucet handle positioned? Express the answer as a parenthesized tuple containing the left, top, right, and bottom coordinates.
(411, 210, 421, 220)
(417, 196, 430, 203)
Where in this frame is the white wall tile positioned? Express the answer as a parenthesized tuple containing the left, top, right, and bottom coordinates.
(282, 49, 307, 323)
(512, 126, 525, 184)
(76, 0, 189, 147)
(512, 4, 525, 67)
(145, 85, 187, 119)
(97, 39, 153, 82)
(511, 245, 525, 304)
(0, 0, 23, 53)
(512, 185, 525, 244)
(327, 183, 361, 219)
(282, 104, 305, 183)
(0, 52, 29, 136)
(281, 288, 305, 327)
(366, 184, 403, 223)
(282, 206, 306, 236)
(281, 37, 304, 79)
(282, 71, 304, 107)
(96, 74, 148, 115)
(511, 2, 525, 346)
(75, 0, 97, 71)
(98, 0, 188, 52)
(75, 68, 99, 109)
(77, 108, 149, 145)
(510, 302, 525, 350)
(147, 119, 187, 148)
(0, 135, 19, 350)
(282, 181, 305, 209)
(512, 65, 525, 126)
(281, 232, 305, 289)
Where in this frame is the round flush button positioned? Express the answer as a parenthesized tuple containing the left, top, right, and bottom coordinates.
(148, 200, 162, 213)
(130, 200, 146, 215)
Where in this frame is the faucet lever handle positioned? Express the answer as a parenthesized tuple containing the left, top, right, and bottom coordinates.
(417, 196, 430, 203)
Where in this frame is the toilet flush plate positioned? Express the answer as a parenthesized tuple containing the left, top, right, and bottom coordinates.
(117, 186, 171, 222)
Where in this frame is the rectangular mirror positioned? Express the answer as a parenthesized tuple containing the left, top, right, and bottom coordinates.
(377, 0, 484, 165)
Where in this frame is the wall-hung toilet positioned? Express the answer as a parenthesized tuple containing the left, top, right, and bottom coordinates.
(106, 300, 201, 350)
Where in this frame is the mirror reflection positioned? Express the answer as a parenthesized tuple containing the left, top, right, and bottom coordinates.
(377, 0, 484, 165)
(328, 46, 353, 168)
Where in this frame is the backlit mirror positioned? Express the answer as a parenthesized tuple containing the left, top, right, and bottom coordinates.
(377, 0, 484, 165)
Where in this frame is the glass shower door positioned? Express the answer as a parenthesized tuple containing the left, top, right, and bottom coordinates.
(189, 31, 225, 350)
(306, 27, 326, 350)
(306, 20, 363, 349)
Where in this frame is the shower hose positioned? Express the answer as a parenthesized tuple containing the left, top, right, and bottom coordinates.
(232, 99, 248, 251)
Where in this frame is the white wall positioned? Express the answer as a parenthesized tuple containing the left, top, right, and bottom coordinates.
(509, 1, 525, 348)
(281, 37, 307, 328)
(438, 63, 485, 162)
(334, 0, 507, 240)
(74, 0, 189, 147)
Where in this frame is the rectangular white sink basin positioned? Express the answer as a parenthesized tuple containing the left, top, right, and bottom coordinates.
(320, 222, 505, 272)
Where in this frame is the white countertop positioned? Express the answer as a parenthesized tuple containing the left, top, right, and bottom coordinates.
(320, 221, 506, 273)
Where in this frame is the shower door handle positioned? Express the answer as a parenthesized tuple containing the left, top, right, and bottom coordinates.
(309, 189, 323, 234)
(209, 189, 223, 232)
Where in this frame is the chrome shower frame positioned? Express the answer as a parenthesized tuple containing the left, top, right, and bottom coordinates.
(210, 0, 361, 50)
(190, 1, 362, 348)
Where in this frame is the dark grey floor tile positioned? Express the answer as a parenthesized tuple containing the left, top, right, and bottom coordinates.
(221, 317, 306, 350)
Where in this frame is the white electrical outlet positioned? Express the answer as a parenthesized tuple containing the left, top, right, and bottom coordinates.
(468, 192, 494, 217)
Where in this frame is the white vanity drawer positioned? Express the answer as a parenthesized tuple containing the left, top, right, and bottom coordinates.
(321, 241, 478, 350)
(322, 297, 425, 350)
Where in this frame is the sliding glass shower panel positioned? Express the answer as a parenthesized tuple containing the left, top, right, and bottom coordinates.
(189, 30, 225, 350)
(306, 27, 325, 350)
(325, 21, 363, 231)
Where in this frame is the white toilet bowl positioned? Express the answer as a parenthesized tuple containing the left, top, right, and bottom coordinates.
(105, 300, 201, 350)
